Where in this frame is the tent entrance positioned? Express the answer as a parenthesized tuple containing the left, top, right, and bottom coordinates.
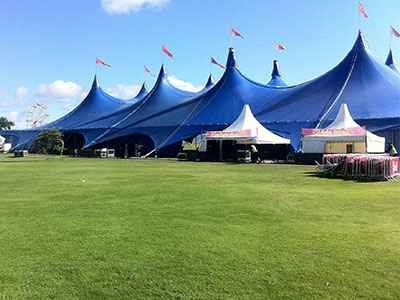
(63, 132, 85, 153)
(104, 134, 155, 158)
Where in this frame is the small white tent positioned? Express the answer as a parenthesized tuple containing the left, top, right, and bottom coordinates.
(206, 105, 290, 144)
(301, 104, 385, 153)
(0, 135, 5, 145)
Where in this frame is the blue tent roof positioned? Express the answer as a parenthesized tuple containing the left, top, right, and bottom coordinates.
(43, 75, 130, 130)
(385, 49, 399, 73)
(86, 66, 216, 147)
(267, 60, 287, 87)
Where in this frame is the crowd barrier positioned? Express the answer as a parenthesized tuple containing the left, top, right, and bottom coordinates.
(322, 154, 400, 180)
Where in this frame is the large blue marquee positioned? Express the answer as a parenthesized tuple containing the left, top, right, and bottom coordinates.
(2, 31, 400, 154)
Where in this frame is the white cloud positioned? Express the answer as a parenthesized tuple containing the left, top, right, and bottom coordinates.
(101, 0, 169, 14)
(5, 111, 25, 129)
(106, 84, 141, 99)
(38, 80, 83, 100)
(15, 86, 29, 101)
(167, 75, 203, 92)
(6, 111, 18, 123)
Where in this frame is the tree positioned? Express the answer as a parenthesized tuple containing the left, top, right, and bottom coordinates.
(0, 116, 15, 130)
(32, 129, 64, 155)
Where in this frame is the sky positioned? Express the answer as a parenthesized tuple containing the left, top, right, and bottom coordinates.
(1, 0, 400, 128)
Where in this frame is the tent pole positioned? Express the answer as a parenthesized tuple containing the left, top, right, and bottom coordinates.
(219, 140, 223, 161)
(142, 148, 156, 158)
(124, 143, 128, 159)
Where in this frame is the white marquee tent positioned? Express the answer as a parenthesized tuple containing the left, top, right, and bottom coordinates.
(301, 104, 385, 154)
(206, 104, 290, 144)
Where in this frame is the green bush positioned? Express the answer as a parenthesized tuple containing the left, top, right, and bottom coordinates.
(32, 129, 64, 154)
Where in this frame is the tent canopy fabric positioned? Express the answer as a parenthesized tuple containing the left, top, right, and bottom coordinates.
(206, 104, 290, 144)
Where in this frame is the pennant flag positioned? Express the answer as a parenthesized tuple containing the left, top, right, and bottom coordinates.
(210, 57, 225, 69)
(230, 27, 244, 39)
(161, 45, 174, 59)
(275, 43, 286, 51)
(391, 26, 400, 38)
(144, 65, 155, 76)
(96, 57, 111, 68)
(358, 2, 368, 19)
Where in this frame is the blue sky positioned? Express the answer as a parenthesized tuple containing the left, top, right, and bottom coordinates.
(1, 0, 399, 128)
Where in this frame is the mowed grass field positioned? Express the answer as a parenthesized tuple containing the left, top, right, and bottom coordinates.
(0, 155, 399, 299)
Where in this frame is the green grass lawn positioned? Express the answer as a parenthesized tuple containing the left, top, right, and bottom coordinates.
(0, 154, 399, 299)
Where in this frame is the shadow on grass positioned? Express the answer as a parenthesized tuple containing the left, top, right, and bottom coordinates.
(304, 171, 396, 184)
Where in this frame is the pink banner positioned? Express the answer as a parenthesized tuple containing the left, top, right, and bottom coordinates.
(206, 129, 254, 139)
(302, 127, 366, 137)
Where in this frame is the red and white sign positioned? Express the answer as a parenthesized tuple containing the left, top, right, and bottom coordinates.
(206, 129, 254, 139)
(302, 127, 366, 137)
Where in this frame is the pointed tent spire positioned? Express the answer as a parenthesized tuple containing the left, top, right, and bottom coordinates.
(354, 30, 368, 51)
(226, 47, 237, 68)
(223, 104, 290, 144)
(267, 60, 287, 87)
(385, 49, 399, 73)
(326, 104, 360, 129)
(135, 82, 148, 99)
(271, 60, 281, 78)
(205, 74, 214, 88)
(158, 64, 166, 78)
(92, 75, 99, 89)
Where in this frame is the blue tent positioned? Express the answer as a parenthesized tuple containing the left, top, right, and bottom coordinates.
(3, 31, 400, 154)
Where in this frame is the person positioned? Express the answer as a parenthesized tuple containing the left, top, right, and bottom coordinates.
(389, 143, 398, 156)
(250, 144, 262, 164)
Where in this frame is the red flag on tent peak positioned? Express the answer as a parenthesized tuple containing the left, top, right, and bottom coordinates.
(161, 45, 174, 59)
(390, 26, 400, 38)
(358, 2, 368, 19)
(230, 27, 244, 39)
(96, 57, 111, 68)
(275, 43, 286, 51)
(210, 57, 225, 69)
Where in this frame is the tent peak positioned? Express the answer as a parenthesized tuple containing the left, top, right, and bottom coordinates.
(267, 60, 287, 87)
(386, 49, 394, 65)
(92, 75, 99, 89)
(354, 30, 368, 51)
(326, 104, 360, 129)
(385, 49, 399, 72)
(135, 82, 148, 98)
(205, 74, 214, 87)
(271, 60, 281, 78)
(226, 47, 237, 68)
